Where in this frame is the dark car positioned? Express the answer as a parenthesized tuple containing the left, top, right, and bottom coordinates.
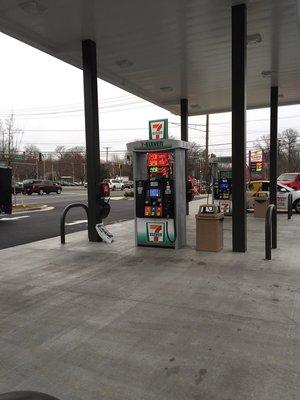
(123, 180, 134, 189)
(12, 182, 24, 194)
(23, 179, 62, 195)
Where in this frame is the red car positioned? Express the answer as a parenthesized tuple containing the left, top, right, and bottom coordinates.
(277, 173, 300, 190)
(23, 179, 62, 195)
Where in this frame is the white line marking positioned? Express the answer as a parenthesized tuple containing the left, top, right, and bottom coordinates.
(14, 206, 54, 214)
(65, 219, 88, 226)
(0, 215, 30, 221)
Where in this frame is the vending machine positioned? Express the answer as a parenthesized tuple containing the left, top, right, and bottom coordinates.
(127, 138, 189, 249)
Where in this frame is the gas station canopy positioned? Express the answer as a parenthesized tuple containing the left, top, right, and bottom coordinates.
(0, 0, 299, 115)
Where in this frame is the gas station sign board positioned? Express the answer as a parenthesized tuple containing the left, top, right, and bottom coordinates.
(250, 149, 264, 179)
(149, 119, 168, 140)
(250, 149, 263, 162)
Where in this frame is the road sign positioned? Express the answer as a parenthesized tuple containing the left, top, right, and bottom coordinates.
(13, 154, 25, 161)
(216, 156, 232, 164)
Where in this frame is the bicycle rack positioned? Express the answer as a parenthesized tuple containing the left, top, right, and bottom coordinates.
(60, 203, 88, 244)
(265, 204, 277, 260)
(287, 193, 293, 220)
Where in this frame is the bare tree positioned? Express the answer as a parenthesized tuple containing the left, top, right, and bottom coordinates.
(24, 144, 40, 160)
(0, 113, 23, 165)
(54, 145, 66, 160)
(187, 142, 205, 178)
(281, 128, 299, 170)
(255, 128, 300, 174)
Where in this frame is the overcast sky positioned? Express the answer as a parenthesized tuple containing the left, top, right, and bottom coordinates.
(0, 32, 300, 160)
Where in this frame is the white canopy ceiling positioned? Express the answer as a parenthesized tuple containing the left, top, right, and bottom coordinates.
(0, 0, 299, 115)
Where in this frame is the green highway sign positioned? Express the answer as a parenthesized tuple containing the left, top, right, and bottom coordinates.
(217, 156, 232, 163)
(13, 154, 25, 161)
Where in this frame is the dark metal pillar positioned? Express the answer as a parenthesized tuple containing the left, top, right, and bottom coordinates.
(231, 3, 247, 252)
(270, 86, 278, 248)
(82, 40, 101, 242)
(180, 98, 189, 215)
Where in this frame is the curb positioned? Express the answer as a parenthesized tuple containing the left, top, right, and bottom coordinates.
(12, 205, 54, 214)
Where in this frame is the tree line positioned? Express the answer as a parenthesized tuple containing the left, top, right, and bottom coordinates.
(255, 128, 300, 174)
(1, 114, 299, 183)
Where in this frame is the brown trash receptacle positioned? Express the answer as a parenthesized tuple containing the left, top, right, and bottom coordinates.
(253, 192, 269, 218)
(195, 204, 224, 252)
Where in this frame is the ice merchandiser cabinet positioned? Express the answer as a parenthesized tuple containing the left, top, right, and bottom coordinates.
(126, 139, 190, 249)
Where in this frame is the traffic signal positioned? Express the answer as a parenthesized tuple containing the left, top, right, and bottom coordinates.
(38, 152, 42, 162)
(255, 162, 262, 172)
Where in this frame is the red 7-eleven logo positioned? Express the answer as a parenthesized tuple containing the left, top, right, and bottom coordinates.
(151, 122, 164, 139)
(148, 223, 164, 242)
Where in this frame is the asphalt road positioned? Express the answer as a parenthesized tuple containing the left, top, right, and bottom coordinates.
(0, 189, 134, 249)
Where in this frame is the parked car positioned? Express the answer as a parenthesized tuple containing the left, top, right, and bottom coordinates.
(277, 172, 300, 190)
(246, 180, 300, 213)
(59, 180, 75, 186)
(105, 179, 124, 191)
(123, 180, 134, 189)
(12, 182, 24, 194)
(23, 179, 62, 195)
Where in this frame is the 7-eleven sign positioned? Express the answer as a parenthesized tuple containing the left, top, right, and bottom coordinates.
(149, 119, 168, 140)
(147, 222, 165, 242)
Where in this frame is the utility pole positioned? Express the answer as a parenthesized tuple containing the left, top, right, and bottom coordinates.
(83, 162, 86, 183)
(205, 114, 209, 186)
(1, 129, 5, 162)
(43, 159, 46, 179)
(8, 123, 11, 166)
(72, 162, 75, 183)
(102, 146, 111, 163)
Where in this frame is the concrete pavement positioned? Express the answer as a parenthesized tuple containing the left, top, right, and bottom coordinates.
(0, 200, 299, 400)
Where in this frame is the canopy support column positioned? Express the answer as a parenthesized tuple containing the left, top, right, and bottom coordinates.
(180, 98, 189, 215)
(231, 3, 247, 252)
(82, 39, 101, 242)
(270, 86, 278, 248)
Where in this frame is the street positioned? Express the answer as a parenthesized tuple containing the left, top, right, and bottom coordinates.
(0, 188, 134, 249)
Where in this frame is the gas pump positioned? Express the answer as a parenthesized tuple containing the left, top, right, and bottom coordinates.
(127, 138, 189, 249)
(213, 177, 232, 214)
(210, 156, 233, 215)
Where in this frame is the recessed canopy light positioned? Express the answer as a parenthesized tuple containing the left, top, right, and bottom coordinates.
(191, 104, 200, 109)
(19, 1, 47, 16)
(160, 86, 173, 93)
(162, 99, 180, 106)
(115, 59, 133, 68)
(247, 33, 262, 45)
(261, 70, 274, 78)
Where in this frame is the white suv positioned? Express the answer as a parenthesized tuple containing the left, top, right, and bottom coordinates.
(107, 179, 124, 191)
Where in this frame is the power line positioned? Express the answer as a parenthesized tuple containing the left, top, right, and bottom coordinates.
(0, 98, 147, 115)
(0, 94, 140, 113)
(0, 104, 153, 120)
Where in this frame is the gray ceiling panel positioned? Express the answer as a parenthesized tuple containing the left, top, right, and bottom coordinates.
(0, 0, 299, 114)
